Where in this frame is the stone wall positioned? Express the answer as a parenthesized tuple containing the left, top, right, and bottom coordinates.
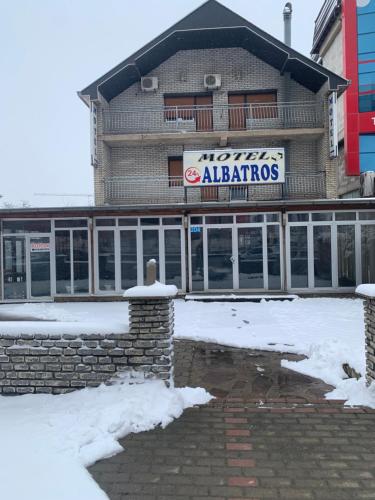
(364, 297, 375, 385)
(0, 298, 174, 395)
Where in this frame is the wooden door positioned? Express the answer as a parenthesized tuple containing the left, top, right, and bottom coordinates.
(247, 92, 277, 119)
(195, 95, 213, 131)
(228, 94, 246, 130)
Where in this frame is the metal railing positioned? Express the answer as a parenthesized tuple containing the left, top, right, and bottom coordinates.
(102, 102, 323, 135)
(104, 173, 326, 205)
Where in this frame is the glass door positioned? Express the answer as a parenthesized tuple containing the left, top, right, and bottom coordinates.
(3, 236, 27, 300)
(238, 227, 264, 289)
(207, 227, 234, 289)
(120, 230, 138, 289)
(29, 236, 51, 298)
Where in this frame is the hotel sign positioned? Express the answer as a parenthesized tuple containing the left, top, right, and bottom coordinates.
(183, 148, 285, 187)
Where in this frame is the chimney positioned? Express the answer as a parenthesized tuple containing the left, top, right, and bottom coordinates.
(283, 2, 292, 47)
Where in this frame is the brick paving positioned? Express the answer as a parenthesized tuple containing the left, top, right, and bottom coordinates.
(89, 342, 375, 499)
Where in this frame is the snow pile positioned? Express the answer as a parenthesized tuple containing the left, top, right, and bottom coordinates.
(0, 378, 212, 500)
(123, 281, 178, 298)
(0, 302, 129, 336)
(356, 283, 375, 298)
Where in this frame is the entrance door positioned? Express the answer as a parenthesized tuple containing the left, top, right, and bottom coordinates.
(238, 227, 264, 289)
(3, 237, 27, 300)
(28, 236, 51, 298)
(207, 228, 234, 289)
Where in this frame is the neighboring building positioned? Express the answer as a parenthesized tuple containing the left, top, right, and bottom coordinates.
(0, 0, 374, 301)
(312, 0, 375, 196)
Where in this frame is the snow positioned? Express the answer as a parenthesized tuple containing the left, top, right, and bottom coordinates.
(0, 377, 212, 500)
(186, 294, 298, 300)
(0, 302, 129, 336)
(123, 281, 178, 298)
(356, 283, 375, 298)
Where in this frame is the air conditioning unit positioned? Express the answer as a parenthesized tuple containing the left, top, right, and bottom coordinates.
(204, 73, 221, 90)
(360, 171, 375, 197)
(141, 76, 158, 92)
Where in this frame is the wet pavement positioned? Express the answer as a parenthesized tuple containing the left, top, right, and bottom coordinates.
(89, 341, 375, 500)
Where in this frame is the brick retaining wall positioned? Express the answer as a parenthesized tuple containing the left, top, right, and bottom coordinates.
(364, 297, 375, 385)
(0, 297, 174, 395)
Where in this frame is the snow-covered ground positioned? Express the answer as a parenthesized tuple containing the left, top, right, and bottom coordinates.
(0, 377, 211, 500)
(0, 297, 373, 499)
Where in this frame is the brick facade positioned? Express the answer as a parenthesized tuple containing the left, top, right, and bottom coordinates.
(93, 47, 334, 205)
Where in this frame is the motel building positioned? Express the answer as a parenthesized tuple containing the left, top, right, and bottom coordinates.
(1, 0, 375, 302)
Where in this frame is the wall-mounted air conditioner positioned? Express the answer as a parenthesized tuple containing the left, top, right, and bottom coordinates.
(360, 171, 375, 197)
(204, 74, 221, 90)
(141, 76, 158, 92)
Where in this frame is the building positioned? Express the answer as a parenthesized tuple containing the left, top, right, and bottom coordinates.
(1, 0, 374, 302)
(312, 0, 375, 196)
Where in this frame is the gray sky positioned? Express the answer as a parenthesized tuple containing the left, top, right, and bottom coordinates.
(0, 0, 323, 207)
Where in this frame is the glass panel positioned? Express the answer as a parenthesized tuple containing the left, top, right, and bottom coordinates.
(337, 225, 356, 287)
(207, 228, 233, 289)
(288, 213, 309, 222)
(118, 218, 138, 226)
(236, 214, 264, 224)
(190, 217, 202, 225)
(3, 220, 51, 234)
(30, 237, 51, 297)
(267, 225, 281, 290)
(3, 237, 27, 300)
(359, 212, 375, 221)
(191, 230, 204, 291)
(313, 226, 332, 288)
(205, 216, 233, 225)
(95, 219, 116, 226)
(335, 212, 356, 221)
(55, 230, 71, 294)
(120, 230, 138, 290)
(73, 230, 89, 293)
(162, 217, 182, 226)
(141, 218, 159, 226)
(238, 227, 263, 289)
(266, 214, 280, 223)
(54, 219, 87, 228)
(290, 226, 308, 288)
(362, 225, 375, 283)
(98, 230, 115, 291)
(143, 230, 159, 281)
(164, 230, 182, 289)
(312, 213, 332, 222)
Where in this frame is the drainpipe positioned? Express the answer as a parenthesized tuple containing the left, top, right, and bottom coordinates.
(283, 2, 293, 47)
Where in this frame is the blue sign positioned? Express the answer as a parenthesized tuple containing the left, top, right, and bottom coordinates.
(190, 226, 201, 233)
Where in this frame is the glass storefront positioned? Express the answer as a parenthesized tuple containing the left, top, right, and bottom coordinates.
(1, 210, 375, 300)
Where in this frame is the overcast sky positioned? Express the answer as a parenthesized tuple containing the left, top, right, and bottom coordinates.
(0, 0, 324, 207)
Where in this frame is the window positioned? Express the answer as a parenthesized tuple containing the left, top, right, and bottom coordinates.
(164, 95, 213, 131)
(360, 135, 375, 173)
(168, 157, 183, 186)
(201, 186, 218, 202)
(228, 91, 277, 130)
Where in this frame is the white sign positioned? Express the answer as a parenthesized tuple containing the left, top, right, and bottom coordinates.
(30, 241, 50, 253)
(328, 92, 338, 158)
(90, 101, 98, 167)
(183, 148, 285, 187)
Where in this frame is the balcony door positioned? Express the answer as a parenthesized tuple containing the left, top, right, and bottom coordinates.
(164, 94, 213, 131)
(228, 92, 277, 130)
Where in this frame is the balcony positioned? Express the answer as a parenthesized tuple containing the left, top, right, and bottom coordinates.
(101, 102, 324, 145)
(104, 173, 326, 205)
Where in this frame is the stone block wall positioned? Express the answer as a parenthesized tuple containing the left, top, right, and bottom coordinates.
(364, 297, 375, 385)
(0, 298, 174, 395)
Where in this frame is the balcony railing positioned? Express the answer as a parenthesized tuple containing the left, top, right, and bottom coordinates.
(102, 102, 323, 135)
(104, 173, 326, 205)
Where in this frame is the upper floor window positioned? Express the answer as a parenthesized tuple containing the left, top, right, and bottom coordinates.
(228, 91, 277, 130)
(164, 94, 213, 131)
(168, 157, 183, 186)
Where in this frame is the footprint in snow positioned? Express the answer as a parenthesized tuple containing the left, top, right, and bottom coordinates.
(242, 319, 250, 324)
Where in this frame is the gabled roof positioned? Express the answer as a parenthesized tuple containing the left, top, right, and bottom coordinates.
(78, 0, 348, 105)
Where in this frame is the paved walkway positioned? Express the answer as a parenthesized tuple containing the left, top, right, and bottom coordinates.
(89, 342, 375, 500)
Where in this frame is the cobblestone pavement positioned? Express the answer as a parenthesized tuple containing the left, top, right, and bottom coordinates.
(89, 342, 375, 500)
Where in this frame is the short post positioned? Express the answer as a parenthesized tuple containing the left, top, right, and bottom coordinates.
(356, 285, 375, 386)
(124, 259, 177, 387)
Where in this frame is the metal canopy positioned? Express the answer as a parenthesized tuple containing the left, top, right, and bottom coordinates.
(79, 0, 348, 104)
